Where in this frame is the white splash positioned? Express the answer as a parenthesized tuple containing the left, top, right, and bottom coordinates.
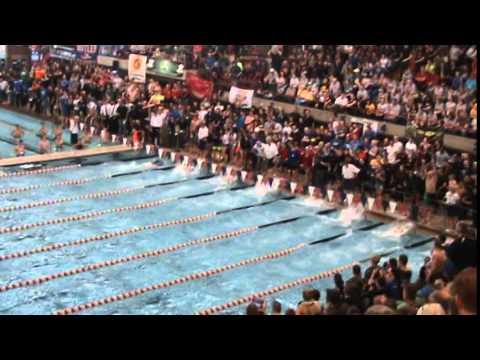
(255, 182, 270, 197)
(378, 221, 415, 238)
(145, 144, 151, 154)
(304, 197, 329, 208)
(339, 204, 365, 227)
(182, 156, 189, 166)
(212, 163, 217, 174)
(123, 137, 128, 146)
(80, 123, 85, 131)
(170, 152, 176, 162)
(308, 186, 315, 198)
(158, 148, 164, 158)
(112, 134, 117, 143)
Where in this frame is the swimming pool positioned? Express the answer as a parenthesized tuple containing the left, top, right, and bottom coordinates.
(0, 107, 102, 158)
(0, 156, 433, 315)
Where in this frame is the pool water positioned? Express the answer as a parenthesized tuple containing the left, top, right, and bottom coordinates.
(0, 158, 433, 315)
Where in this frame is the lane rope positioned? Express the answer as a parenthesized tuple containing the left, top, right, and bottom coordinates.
(54, 244, 306, 315)
(0, 186, 139, 213)
(0, 164, 81, 179)
(0, 226, 257, 293)
(0, 175, 110, 195)
(0, 197, 177, 234)
(196, 262, 357, 315)
(0, 213, 216, 262)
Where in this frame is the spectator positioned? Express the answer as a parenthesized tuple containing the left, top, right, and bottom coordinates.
(451, 267, 477, 315)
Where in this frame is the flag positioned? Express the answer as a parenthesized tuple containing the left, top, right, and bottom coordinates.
(128, 54, 147, 83)
(185, 70, 214, 99)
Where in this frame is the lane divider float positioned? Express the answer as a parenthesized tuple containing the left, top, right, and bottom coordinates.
(196, 262, 357, 315)
(0, 203, 302, 263)
(0, 226, 257, 293)
(0, 186, 140, 213)
(0, 164, 81, 179)
(54, 244, 306, 315)
(0, 197, 177, 234)
(0, 213, 216, 262)
(0, 175, 110, 195)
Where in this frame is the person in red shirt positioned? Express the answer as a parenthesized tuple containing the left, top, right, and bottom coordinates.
(162, 83, 173, 103)
(300, 143, 315, 183)
(171, 82, 183, 100)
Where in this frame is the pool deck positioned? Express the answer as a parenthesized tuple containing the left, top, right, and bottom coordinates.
(0, 145, 132, 167)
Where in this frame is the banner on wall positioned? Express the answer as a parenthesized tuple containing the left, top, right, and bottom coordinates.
(406, 125, 444, 142)
(228, 86, 254, 108)
(349, 116, 380, 133)
(154, 59, 179, 76)
(185, 70, 213, 99)
(128, 54, 147, 83)
(76, 45, 98, 60)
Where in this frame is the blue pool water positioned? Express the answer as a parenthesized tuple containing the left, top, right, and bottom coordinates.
(0, 157, 434, 315)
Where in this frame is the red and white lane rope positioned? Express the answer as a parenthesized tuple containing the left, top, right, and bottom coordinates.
(0, 186, 141, 213)
(0, 175, 110, 195)
(0, 226, 257, 293)
(196, 262, 357, 315)
(0, 164, 81, 179)
(54, 244, 305, 315)
(0, 213, 216, 262)
(0, 197, 178, 234)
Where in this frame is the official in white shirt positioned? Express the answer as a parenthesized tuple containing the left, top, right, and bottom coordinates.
(342, 158, 361, 191)
(260, 136, 278, 171)
(197, 122, 209, 151)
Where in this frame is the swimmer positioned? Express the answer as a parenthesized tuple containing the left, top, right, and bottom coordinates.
(38, 136, 50, 154)
(144, 159, 165, 170)
(15, 139, 25, 157)
(11, 125, 24, 140)
(38, 122, 48, 138)
(54, 125, 64, 150)
(100, 126, 110, 144)
(381, 221, 415, 237)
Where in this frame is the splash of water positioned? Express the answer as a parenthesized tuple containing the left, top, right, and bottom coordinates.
(338, 204, 365, 227)
(303, 197, 329, 208)
(378, 221, 415, 238)
(255, 182, 271, 197)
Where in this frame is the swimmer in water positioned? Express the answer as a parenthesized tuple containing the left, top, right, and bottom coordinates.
(144, 159, 165, 170)
(38, 122, 48, 138)
(38, 135, 51, 154)
(15, 139, 25, 157)
(54, 125, 64, 150)
(382, 221, 415, 237)
(12, 125, 24, 140)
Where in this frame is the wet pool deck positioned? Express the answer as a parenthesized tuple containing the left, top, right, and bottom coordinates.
(0, 145, 132, 167)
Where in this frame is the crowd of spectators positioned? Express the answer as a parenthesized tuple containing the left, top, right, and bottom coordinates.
(79, 45, 479, 137)
(247, 229, 477, 316)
